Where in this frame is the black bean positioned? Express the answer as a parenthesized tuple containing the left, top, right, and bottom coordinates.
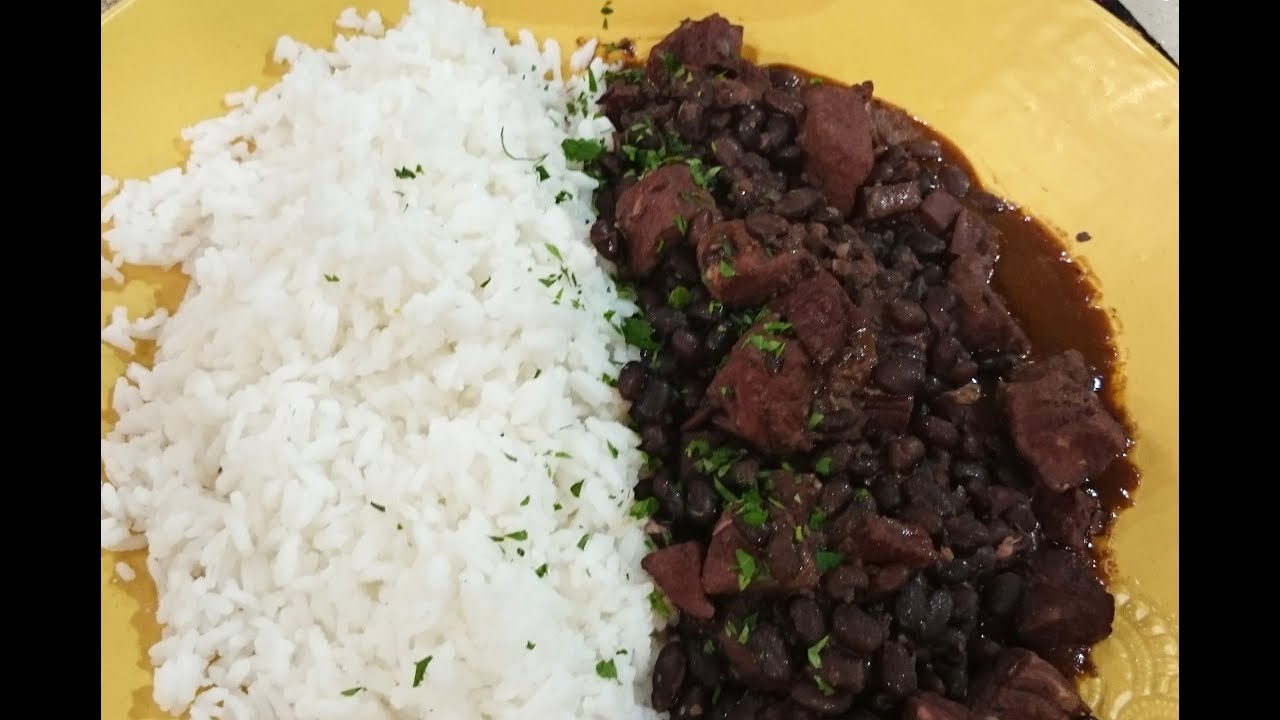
(590, 219, 622, 262)
(748, 623, 791, 683)
(1005, 502, 1039, 535)
(871, 356, 926, 395)
(712, 134, 745, 167)
(790, 682, 853, 716)
(934, 627, 969, 665)
(849, 454, 880, 479)
(705, 322, 737, 356)
(863, 182, 922, 220)
(758, 116, 790, 154)
(727, 458, 760, 491)
(652, 469, 686, 520)
(763, 88, 805, 118)
(983, 572, 1023, 616)
(745, 212, 789, 239)
(675, 100, 706, 140)
(823, 565, 864, 604)
(650, 306, 687, 337)
(640, 424, 671, 455)
(766, 526, 804, 582)
(773, 187, 823, 219)
(690, 296, 727, 325)
(939, 165, 971, 197)
(634, 378, 672, 421)
(917, 170, 943, 196)
(920, 263, 947, 286)
(667, 250, 702, 283)
(950, 585, 979, 626)
(685, 637, 723, 688)
(774, 144, 805, 173)
(686, 478, 719, 525)
(673, 684, 711, 720)
(894, 574, 928, 640)
(789, 597, 827, 646)
(886, 435, 926, 473)
(679, 377, 706, 413)
(819, 479, 855, 516)
(886, 299, 928, 332)
(768, 66, 803, 88)
(974, 350, 1018, 375)
(902, 228, 948, 257)
(940, 662, 968, 701)
(918, 665, 946, 694)
(951, 460, 989, 485)
(916, 416, 959, 448)
(649, 351, 678, 378)
(811, 205, 842, 224)
(869, 474, 901, 511)
(970, 636, 1002, 663)
(923, 589, 954, 639)
(832, 604, 886, 655)
(617, 361, 646, 401)
(877, 642, 917, 697)
(903, 139, 944, 160)
(968, 189, 1009, 213)
(967, 546, 997, 579)
(652, 641, 688, 712)
(737, 106, 765, 149)
(821, 651, 868, 692)
(671, 328, 703, 362)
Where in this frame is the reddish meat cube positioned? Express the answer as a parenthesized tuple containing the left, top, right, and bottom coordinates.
(766, 471, 822, 526)
(952, 280, 1031, 354)
(836, 512, 937, 568)
(694, 219, 815, 306)
(706, 320, 818, 454)
(703, 511, 819, 596)
(701, 515, 750, 595)
(798, 83, 875, 215)
(902, 692, 975, 720)
(972, 648, 1089, 720)
(919, 190, 963, 234)
(615, 164, 717, 278)
(641, 541, 716, 620)
(1001, 350, 1128, 492)
(862, 181, 922, 220)
(1016, 548, 1115, 651)
(949, 210, 1000, 283)
(771, 270, 864, 365)
(646, 14, 744, 83)
(1034, 487, 1104, 550)
(862, 390, 913, 434)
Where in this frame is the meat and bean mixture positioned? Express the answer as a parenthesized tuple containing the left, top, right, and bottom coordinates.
(589, 15, 1135, 720)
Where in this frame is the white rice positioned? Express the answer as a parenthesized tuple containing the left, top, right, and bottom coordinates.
(100, 2, 663, 719)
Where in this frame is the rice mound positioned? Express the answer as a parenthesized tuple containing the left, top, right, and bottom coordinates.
(100, 2, 662, 718)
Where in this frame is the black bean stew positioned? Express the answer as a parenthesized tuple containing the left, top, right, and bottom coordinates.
(588, 16, 1135, 720)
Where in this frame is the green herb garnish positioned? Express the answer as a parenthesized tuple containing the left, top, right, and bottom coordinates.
(527, 641, 536, 650)
(718, 259, 736, 278)
(649, 588, 671, 619)
(370, 502, 385, 512)
(737, 613, 759, 643)
(747, 334, 785, 359)
(341, 687, 364, 697)
(673, 214, 688, 234)
(815, 550, 844, 574)
(570, 480, 585, 497)
(412, 656, 433, 687)
(607, 441, 619, 458)
(630, 497, 660, 519)
(578, 533, 590, 550)
(807, 411, 824, 429)
(596, 658, 618, 681)
(814, 457, 832, 475)
(814, 674, 836, 696)
(600, 0, 613, 29)
(734, 549, 759, 590)
(562, 137, 606, 163)
(323, 274, 339, 282)
(534, 164, 550, 181)
(807, 635, 830, 668)
(555, 190, 572, 204)
(535, 563, 549, 577)
(620, 315, 661, 351)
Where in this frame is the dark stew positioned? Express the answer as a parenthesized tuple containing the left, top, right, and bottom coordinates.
(588, 15, 1136, 720)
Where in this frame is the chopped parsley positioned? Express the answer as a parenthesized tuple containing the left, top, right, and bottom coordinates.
(747, 334, 785, 359)
(545, 243, 564, 262)
(672, 213, 689, 234)
(667, 285, 693, 309)
(526, 641, 536, 650)
(370, 502, 386, 512)
(412, 655, 433, 687)
(630, 497, 661, 519)
(703, 639, 716, 654)
(807, 411, 825, 429)
(658, 50, 682, 77)
(737, 613, 759, 643)
(814, 456, 832, 475)
(794, 525, 805, 542)
(762, 320, 793, 335)
(620, 315, 661, 350)
(562, 137, 606, 163)
(341, 687, 364, 697)
(570, 480, 585, 497)
(520, 495, 530, 506)
(649, 588, 672, 619)
(686, 158, 722, 189)
(578, 533, 591, 550)
(394, 164, 423, 179)
(854, 487, 873, 502)
(491, 530, 529, 542)
(607, 441, 619, 458)
(814, 674, 836, 696)
(809, 77, 825, 85)
(685, 439, 711, 458)
(323, 274, 339, 283)
(555, 190, 572, 204)
(596, 658, 619, 681)
(815, 550, 844, 574)
(555, 451, 572, 459)
(480, 277, 491, 288)
(534, 369, 542, 379)
(807, 635, 830, 668)
(734, 549, 759, 590)
(535, 563, 549, 578)
(503, 452, 517, 462)
(718, 259, 737, 278)
(587, 68, 598, 94)
(807, 507, 827, 530)
(600, 0, 613, 29)
(534, 164, 550, 181)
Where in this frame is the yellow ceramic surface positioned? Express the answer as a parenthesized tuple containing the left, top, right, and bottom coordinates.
(101, 1, 1178, 718)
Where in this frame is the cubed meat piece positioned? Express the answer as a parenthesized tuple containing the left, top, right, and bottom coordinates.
(919, 190, 963, 234)
(862, 390, 914, 434)
(1034, 487, 1104, 550)
(647, 14, 745, 78)
(902, 692, 975, 720)
(707, 321, 819, 454)
(798, 83, 875, 215)
(1016, 548, 1115, 651)
(951, 280, 1031, 354)
(702, 515, 751, 595)
(771, 270, 864, 365)
(641, 541, 716, 619)
(862, 181, 922, 220)
(835, 512, 937, 568)
(870, 101, 925, 145)
(972, 648, 1088, 720)
(615, 164, 718, 277)
(694, 219, 816, 306)
(1001, 350, 1128, 492)
(765, 471, 822, 526)
(948, 210, 1000, 283)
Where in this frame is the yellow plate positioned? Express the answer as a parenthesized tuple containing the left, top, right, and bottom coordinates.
(102, 1, 1178, 717)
